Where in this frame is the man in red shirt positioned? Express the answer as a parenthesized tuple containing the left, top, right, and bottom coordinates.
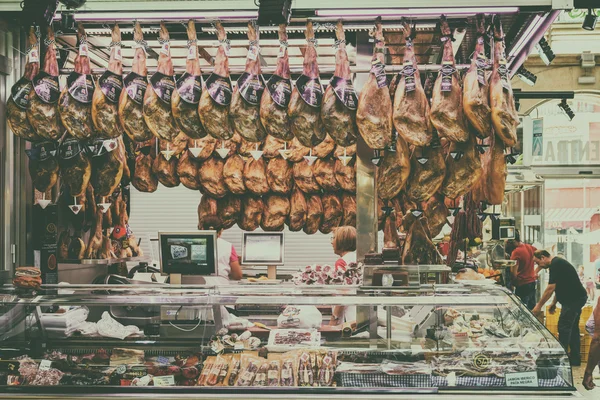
(505, 232, 537, 309)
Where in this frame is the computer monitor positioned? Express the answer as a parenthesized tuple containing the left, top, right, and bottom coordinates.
(158, 231, 217, 276)
(241, 232, 285, 266)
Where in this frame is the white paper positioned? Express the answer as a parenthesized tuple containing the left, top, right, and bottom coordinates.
(79, 43, 89, 57)
(244, 235, 282, 263)
(154, 375, 175, 386)
(160, 42, 170, 56)
(505, 371, 538, 387)
(39, 360, 52, 371)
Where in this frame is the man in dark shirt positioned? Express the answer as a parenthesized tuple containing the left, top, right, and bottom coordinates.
(505, 233, 537, 309)
(533, 250, 588, 366)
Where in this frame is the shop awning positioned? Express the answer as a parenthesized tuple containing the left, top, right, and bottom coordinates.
(545, 208, 599, 229)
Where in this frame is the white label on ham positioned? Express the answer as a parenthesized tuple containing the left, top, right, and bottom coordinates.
(330, 76, 358, 110)
(499, 60, 510, 91)
(220, 41, 230, 56)
(400, 62, 416, 93)
(237, 72, 265, 105)
(79, 43, 89, 57)
(28, 47, 40, 63)
(187, 44, 197, 60)
(476, 54, 488, 86)
(247, 45, 259, 61)
(370, 61, 388, 88)
(440, 61, 456, 92)
(114, 46, 122, 61)
(278, 45, 286, 58)
(160, 41, 170, 56)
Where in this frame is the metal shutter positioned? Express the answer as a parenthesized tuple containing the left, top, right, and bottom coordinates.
(129, 186, 349, 273)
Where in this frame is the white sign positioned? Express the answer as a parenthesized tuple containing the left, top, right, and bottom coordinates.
(39, 360, 52, 371)
(505, 371, 538, 387)
(242, 233, 284, 265)
(153, 375, 175, 386)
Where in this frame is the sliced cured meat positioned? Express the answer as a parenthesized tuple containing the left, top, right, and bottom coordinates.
(177, 150, 202, 190)
(59, 138, 91, 197)
(144, 22, 179, 141)
(287, 188, 307, 232)
(197, 195, 218, 229)
(377, 135, 411, 200)
(303, 194, 323, 235)
(260, 24, 293, 141)
(223, 154, 246, 194)
(342, 193, 357, 227)
(463, 14, 492, 139)
(153, 151, 180, 188)
(322, 20, 358, 147)
(430, 16, 469, 143)
(28, 26, 63, 141)
(313, 158, 339, 192)
(406, 140, 446, 202)
(59, 23, 95, 140)
(132, 142, 158, 193)
(91, 138, 124, 197)
(8, 27, 41, 141)
(187, 135, 217, 160)
(287, 137, 310, 162)
(490, 18, 519, 147)
(198, 22, 233, 140)
(261, 194, 290, 231)
(266, 157, 292, 194)
(288, 21, 325, 147)
(393, 21, 432, 147)
(119, 22, 153, 142)
(293, 161, 320, 193)
(244, 158, 269, 195)
(92, 24, 123, 138)
(230, 21, 266, 143)
(172, 20, 205, 139)
(239, 195, 263, 231)
(483, 133, 507, 205)
(356, 17, 392, 150)
(218, 195, 241, 229)
(423, 193, 448, 238)
(263, 135, 287, 159)
(320, 193, 343, 234)
(198, 156, 227, 197)
(312, 134, 335, 158)
(441, 133, 482, 199)
(335, 158, 356, 192)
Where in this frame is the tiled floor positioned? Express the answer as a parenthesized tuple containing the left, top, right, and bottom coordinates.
(572, 366, 600, 398)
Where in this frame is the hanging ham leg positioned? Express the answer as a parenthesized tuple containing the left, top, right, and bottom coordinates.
(356, 17, 392, 150)
(59, 23, 95, 140)
(8, 27, 41, 141)
(144, 22, 180, 142)
(288, 21, 325, 148)
(260, 24, 293, 141)
(441, 132, 483, 199)
(377, 135, 411, 201)
(28, 26, 63, 141)
(239, 195, 263, 231)
(288, 188, 307, 232)
(463, 14, 492, 139)
(92, 24, 123, 138)
(172, 20, 206, 139)
(406, 138, 446, 202)
(132, 142, 158, 193)
(198, 22, 233, 140)
(490, 17, 519, 147)
(119, 22, 153, 142)
(483, 133, 507, 205)
(430, 16, 469, 143)
(393, 21, 432, 147)
(321, 20, 358, 147)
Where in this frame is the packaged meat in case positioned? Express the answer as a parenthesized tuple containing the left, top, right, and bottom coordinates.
(267, 329, 321, 350)
(235, 355, 263, 386)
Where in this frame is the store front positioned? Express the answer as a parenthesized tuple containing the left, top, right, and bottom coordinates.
(0, 1, 597, 398)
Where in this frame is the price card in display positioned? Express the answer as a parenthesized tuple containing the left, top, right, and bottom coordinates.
(154, 375, 176, 386)
(505, 371, 538, 387)
(39, 360, 52, 371)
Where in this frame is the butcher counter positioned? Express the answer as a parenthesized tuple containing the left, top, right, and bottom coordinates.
(0, 284, 577, 397)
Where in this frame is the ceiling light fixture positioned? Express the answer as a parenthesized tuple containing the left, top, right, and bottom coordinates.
(507, 14, 544, 60)
(582, 8, 597, 31)
(535, 37, 555, 65)
(516, 66, 537, 86)
(53, 10, 258, 22)
(314, 7, 519, 18)
(558, 99, 575, 121)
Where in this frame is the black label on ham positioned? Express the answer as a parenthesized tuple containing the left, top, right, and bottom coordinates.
(370, 61, 387, 88)
(440, 62, 456, 92)
(66, 72, 95, 104)
(32, 71, 60, 104)
(237, 72, 265, 105)
(295, 74, 323, 108)
(124, 71, 148, 105)
(205, 73, 233, 106)
(400, 63, 416, 93)
(176, 72, 203, 105)
(59, 138, 86, 160)
(498, 61, 510, 91)
(11, 76, 33, 109)
(476, 54, 488, 86)
(87, 138, 118, 157)
(330, 76, 358, 110)
(25, 141, 58, 161)
(266, 74, 292, 108)
(149, 71, 176, 104)
(98, 70, 123, 103)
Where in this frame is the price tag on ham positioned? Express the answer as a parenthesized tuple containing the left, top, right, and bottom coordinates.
(154, 375, 175, 387)
(506, 371, 538, 387)
(440, 61, 456, 92)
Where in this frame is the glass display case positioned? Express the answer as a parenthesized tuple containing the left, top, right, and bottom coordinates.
(0, 284, 574, 397)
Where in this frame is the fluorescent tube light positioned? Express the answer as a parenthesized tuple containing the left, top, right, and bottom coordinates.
(315, 7, 519, 18)
(54, 11, 258, 21)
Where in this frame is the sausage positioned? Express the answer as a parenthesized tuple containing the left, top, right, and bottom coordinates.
(252, 362, 269, 387)
(267, 360, 280, 387)
(280, 359, 294, 386)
